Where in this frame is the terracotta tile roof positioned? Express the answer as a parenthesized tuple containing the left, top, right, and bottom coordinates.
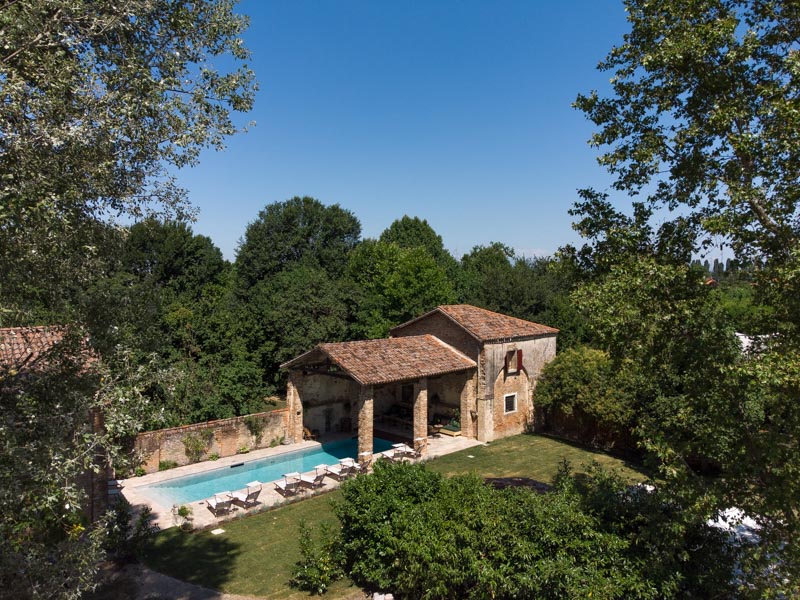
(392, 304, 559, 342)
(282, 335, 476, 386)
(0, 325, 67, 373)
(0, 325, 96, 376)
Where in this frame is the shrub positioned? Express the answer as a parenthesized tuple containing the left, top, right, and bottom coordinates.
(103, 497, 160, 562)
(536, 345, 638, 448)
(334, 462, 652, 599)
(182, 430, 214, 463)
(172, 504, 194, 532)
(290, 521, 343, 595)
(243, 415, 267, 442)
(158, 460, 178, 471)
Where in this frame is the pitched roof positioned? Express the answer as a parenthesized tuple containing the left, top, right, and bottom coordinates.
(0, 326, 67, 373)
(392, 304, 559, 342)
(281, 334, 476, 386)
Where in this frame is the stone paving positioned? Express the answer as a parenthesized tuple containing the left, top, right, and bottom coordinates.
(120, 434, 483, 531)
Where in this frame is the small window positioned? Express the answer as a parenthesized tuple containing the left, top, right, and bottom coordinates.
(504, 393, 517, 414)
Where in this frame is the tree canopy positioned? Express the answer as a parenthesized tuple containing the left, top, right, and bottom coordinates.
(573, 0, 800, 592)
(0, 1, 256, 596)
(575, 0, 800, 262)
(235, 197, 361, 292)
(0, 0, 256, 327)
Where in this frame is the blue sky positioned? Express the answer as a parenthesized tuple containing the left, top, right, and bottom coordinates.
(178, 0, 629, 261)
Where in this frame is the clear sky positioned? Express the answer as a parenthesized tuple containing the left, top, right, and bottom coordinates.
(177, 0, 630, 261)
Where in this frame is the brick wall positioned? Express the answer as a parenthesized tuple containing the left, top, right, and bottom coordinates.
(290, 371, 361, 437)
(135, 409, 288, 473)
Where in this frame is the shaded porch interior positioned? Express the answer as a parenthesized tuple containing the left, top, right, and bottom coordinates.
(291, 369, 470, 444)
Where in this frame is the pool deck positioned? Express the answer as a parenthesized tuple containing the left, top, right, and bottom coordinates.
(120, 434, 483, 531)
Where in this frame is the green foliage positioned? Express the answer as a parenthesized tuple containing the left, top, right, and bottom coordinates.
(459, 245, 586, 345)
(379, 215, 463, 290)
(570, 463, 739, 598)
(290, 521, 344, 595)
(158, 460, 179, 472)
(245, 261, 350, 389)
(1, 1, 255, 595)
(243, 415, 266, 441)
(0, 332, 171, 598)
(182, 430, 214, 463)
(537, 346, 637, 447)
(235, 197, 361, 291)
(333, 461, 654, 599)
(0, 0, 255, 326)
(573, 1, 800, 591)
(347, 240, 455, 338)
(460, 243, 517, 314)
(103, 498, 160, 563)
(575, 0, 800, 261)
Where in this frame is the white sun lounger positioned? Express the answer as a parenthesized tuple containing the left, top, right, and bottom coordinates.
(300, 466, 327, 490)
(324, 463, 353, 481)
(206, 491, 233, 516)
(230, 481, 262, 507)
(274, 473, 301, 496)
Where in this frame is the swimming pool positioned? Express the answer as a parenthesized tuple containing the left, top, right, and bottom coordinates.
(143, 437, 394, 506)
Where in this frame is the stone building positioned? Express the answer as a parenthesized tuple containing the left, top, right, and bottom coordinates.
(282, 304, 557, 459)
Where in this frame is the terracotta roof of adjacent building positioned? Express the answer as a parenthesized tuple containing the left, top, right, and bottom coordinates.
(0, 325, 66, 372)
(391, 304, 559, 342)
(281, 334, 476, 386)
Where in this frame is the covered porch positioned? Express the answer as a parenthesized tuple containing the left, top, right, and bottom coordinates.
(282, 335, 478, 460)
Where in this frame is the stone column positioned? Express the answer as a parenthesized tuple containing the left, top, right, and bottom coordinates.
(460, 371, 477, 438)
(476, 397, 494, 442)
(287, 373, 303, 444)
(357, 385, 374, 457)
(413, 378, 428, 455)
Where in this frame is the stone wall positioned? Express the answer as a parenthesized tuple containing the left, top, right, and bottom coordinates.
(478, 335, 556, 441)
(391, 310, 482, 360)
(491, 369, 531, 438)
(134, 409, 288, 474)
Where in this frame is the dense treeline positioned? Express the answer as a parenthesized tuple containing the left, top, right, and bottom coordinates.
(11, 194, 767, 430)
(10, 197, 595, 426)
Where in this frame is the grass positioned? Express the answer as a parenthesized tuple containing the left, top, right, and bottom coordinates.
(426, 432, 644, 482)
(142, 433, 647, 599)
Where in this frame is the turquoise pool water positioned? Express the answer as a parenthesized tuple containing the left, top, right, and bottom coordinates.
(143, 437, 394, 506)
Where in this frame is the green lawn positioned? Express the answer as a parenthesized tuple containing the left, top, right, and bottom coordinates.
(143, 433, 646, 599)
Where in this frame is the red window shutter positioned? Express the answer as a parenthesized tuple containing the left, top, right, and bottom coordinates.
(517, 349, 523, 371)
(504, 352, 509, 372)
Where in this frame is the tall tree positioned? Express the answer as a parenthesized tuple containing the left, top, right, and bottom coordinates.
(0, 1, 255, 596)
(348, 240, 456, 339)
(379, 215, 462, 289)
(575, 0, 800, 263)
(246, 262, 350, 390)
(460, 243, 518, 314)
(1, 0, 255, 326)
(575, 0, 800, 592)
(235, 197, 361, 293)
(234, 198, 360, 389)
